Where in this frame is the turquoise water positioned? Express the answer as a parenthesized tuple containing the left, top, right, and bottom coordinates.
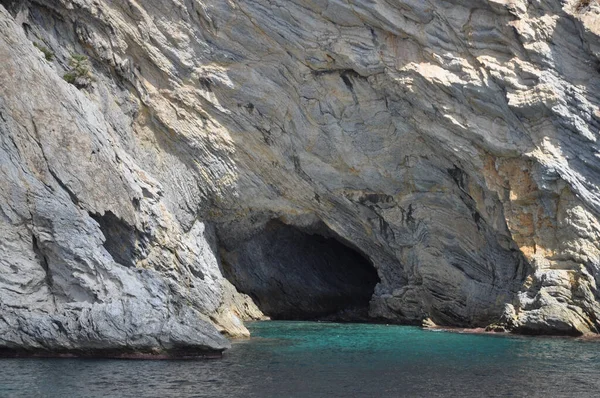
(1, 321, 600, 397)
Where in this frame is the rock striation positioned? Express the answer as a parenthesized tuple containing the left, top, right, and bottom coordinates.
(2, 0, 600, 355)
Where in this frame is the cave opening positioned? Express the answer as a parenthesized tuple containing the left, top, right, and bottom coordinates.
(90, 211, 142, 268)
(220, 220, 380, 321)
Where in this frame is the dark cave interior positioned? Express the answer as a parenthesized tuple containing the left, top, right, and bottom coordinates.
(221, 220, 380, 321)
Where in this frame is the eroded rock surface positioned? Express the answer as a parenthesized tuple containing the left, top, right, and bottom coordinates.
(2, 0, 600, 354)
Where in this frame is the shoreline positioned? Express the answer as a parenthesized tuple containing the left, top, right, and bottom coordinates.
(4, 321, 600, 360)
(0, 348, 225, 360)
(423, 325, 600, 340)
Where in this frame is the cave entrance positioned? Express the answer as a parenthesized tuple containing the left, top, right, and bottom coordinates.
(220, 220, 379, 321)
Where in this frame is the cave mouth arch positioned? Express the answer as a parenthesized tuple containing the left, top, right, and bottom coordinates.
(220, 220, 380, 321)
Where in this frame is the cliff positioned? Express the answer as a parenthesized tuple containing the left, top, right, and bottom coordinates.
(2, 0, 600, 356)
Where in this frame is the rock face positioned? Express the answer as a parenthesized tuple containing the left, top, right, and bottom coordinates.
(1, 0, 600, 354)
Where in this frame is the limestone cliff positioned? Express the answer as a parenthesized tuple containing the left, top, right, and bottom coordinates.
(2, 0, 600, 355)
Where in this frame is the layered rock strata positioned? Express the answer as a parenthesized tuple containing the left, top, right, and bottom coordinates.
(2, 0, 600, 355)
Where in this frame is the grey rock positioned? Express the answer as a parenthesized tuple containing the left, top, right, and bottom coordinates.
(0, 0, 600, 358)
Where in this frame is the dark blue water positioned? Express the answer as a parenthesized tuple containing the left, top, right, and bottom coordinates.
(1, 321, 600, 397)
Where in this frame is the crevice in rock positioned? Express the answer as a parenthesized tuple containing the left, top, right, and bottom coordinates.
(447, 165, 485, 229)
(340, 70, 359, 103)
(447, 165, 467, 190)
(340, 72, 354, 91)
(89, 211, 143, 268)
(46, 166, 80, 206)
(31, 233, 62, 306)
(219, 219, 380, 321)
(31, 234, 53, 290)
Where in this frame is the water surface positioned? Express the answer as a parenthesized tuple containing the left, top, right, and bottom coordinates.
(1, 321, 599, 397)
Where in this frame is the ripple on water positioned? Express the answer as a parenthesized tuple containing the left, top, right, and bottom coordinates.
(1, 321, 600, 397)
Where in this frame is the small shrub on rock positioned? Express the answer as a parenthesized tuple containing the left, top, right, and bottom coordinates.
(63, 54, 94, 88)
(33, 42, 54, 61)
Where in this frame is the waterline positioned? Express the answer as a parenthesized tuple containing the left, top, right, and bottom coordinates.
(1, 321, 599, 397)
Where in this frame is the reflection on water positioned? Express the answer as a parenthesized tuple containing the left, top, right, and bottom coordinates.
(1, 321, 599, 397)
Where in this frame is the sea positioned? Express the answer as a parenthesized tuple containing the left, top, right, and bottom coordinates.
(1, 321, 599, 397)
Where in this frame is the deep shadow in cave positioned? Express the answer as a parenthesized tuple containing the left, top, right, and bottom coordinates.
(220, 220, 380, 321)
(90, 211, 143, 268)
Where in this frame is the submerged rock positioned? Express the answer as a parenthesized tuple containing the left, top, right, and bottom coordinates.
(1, 0, 600, 354)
